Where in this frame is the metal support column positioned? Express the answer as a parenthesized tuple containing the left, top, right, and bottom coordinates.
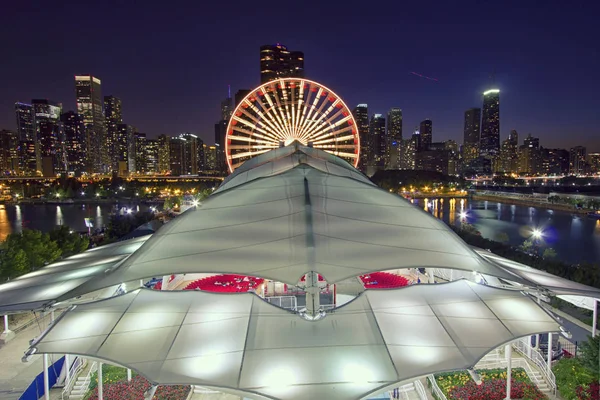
(593, 299, 598, 338)
(305, 271, 320, 317)
(65, 354, 71, 388)
(127, 368, 132, 382)
(547, 332, 553, 375)
(505, 344, 512, 400)
(43, 354, 50, 400)
(98, 362, 103, 400)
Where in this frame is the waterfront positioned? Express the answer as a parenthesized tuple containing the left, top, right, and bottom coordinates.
(0, 203, 151, 241)
(412, 198, 600, 265)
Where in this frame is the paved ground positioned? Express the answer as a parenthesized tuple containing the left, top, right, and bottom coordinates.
(0, 313, 54, 400)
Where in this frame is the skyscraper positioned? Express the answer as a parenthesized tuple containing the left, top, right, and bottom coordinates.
(368, 114, 386, 174)
(169, 137, 183, 176)
(75, 75, 105, 173)
(145, 139, 159, 173)
(115, 124, 136, 173)
(61, 111, 86, 176)
(260, 44, 304, 83)
(399, 138, 416, 170)
(480, 89, 500, 157)
(419, 119, 432, 151)
(0, 130, 18, 173)
(386, 108, 402, 169)
(352, 104, 369, 172)
(221, 91, 233, 122)
(104, 95, 123, 171)
(178, 133, 200, 175)
(203, 144, 218, 171)
(569, 146, 587, 175)
(32, 99, 62, 175)
(135, 133, 147, 174)
(157, 135, 170, 173)
(518, 134, 541, 175)
(15, 103, 35, 141)
(463, 108, 481, 164)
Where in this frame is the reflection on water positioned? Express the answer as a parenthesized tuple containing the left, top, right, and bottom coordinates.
(0, 207, 10, 241)
(412, 197, 600, 265)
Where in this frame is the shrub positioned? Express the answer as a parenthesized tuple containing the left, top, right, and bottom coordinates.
(553, 357, 595, 399)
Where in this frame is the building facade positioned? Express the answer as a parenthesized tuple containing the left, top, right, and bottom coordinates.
(135, 133, 147, 174)
(518, 134, 541, 175)
(480, 90, 500, 157)
(157, 134, 170, 173)
(352, 104, 369, 172)
(368, 114, 386, 175)
(104, 95, 123, 171)
(569, 146, 587, 175)
(399, 137, 416, 170)
(145, 139, 159, 173)
(15, 103, 35, 142)
(541, 148, 569, 175)
(75, 75, 105, 173)
(386, 108, 402, 170)
(0, 130, 18, 174)
(419, 119, 432, 151)
(32, 99, 62, 175)
(463, 108, 481, 165)
(260, 44, 304, 83)
(61, 111, 86, 176)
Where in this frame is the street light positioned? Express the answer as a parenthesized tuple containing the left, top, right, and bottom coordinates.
(532, 229, 543, 239)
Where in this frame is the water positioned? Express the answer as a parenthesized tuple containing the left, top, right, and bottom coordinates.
(0, 203, 150, 241)
(411, 198, 600, 265)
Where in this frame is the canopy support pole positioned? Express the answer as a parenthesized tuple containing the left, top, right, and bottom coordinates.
(1, 315, 14, 343)
(305, 271, 320, 317)
(144, 385, 158, 399)
(547, 332, 553, 375)
(65, 354, 71, 388)
(426, 268, 435, 283)
(161, 275, 170, 290)
(43, 354, 50, 400)
(98, 362, 103, 400)
(127, 368, 132, 382)
(505, 344, 512, 399)
(593, 299, 598, 338)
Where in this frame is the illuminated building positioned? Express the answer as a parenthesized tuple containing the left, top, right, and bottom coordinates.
(104, 95, 122, 171)
(588, 153, 600, 174)
(75, 75, 105, 173)
(145, 139, 159, 173)
(115, 124, 136, 173)
(416, 149, 449, 174)
(480, 89, 500, 157)
(569, 146, 587, 175)
(0, 130, 18, 173)
(61, 111, 86, 176)
(18, 140, 36, 175)
(260, 44, 304, 83)
(221, 90, 233, 122)
(399, 137, 416, 170)
(135, 133, 147, 173)
(157, 134, 170, 173)
(352, 104, 369, 171)
(169, 137, 183, 176)
(419, 119, 432, 151)
(368, 114, 386, 175)
(386, 108, 402, 169)
(32, 99, 62, 175)
(462, 108, 480, 164)
(541, 148, 569, 175)
(214, 120, 227, 173)
(498, 130, 519, 173)
(15, 102, 35, 141)
(518, 134, 541, 175)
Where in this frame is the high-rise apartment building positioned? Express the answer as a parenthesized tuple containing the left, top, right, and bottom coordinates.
(203, 144, 218, 171)
(179, 133, 200, 175)
(0, 130, 18, 173)
(32, 99, 62, 175)
(587, 153, 600, 174)
(169, 137, 183, 176)
(498, 129, 519, 173)
(260, 44, 304, 83)
(352, 104, 369, 172)
(18, 140, 36, 175)
(518, 134, 541, 175)
(541, 148, 569, 175)
(75, 75, 105, 173)
(145, 139, 159, 173)
(419, 119, 432, 151)
(135, 133, 147, 174)
(115, 124, 136, 173)
(569, 146, 587, 175)
(399, 138, 416, 170)
(15, 103, 35, 141)
(463, 108, 481, 164)
(214, 120, 227, 174)
(61, 111, 86, 176)
(221, 92, 233, 122)
(104, 95, 123, 171)
(386, 108, 402, 169)
(368, 114, 386, 174)
(157, 135, 170, 173)
(480, 89, 500, 157)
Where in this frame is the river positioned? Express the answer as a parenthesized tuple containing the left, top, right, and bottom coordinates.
(0, 203, 151, 241)
(0, 199, 598, 265)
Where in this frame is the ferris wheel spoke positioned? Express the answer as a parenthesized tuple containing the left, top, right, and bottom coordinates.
(271, 83, 294, 138)
(254, 93, 289, 139)
(230, 149, 271, 159)
(263, 88, 291, 138)
(244, 102, 287, 141)
(232, 126, 281, 145)
(323, 150, 358, 158)
(312, 134, 356, 145)
(228, 135, 278, 146)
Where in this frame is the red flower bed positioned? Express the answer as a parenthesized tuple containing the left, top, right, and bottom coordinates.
(183, 274, 264, 293)
(359, 272, 410, 289)
(448, 378, 546, 400)
(86, 375, 189, 400)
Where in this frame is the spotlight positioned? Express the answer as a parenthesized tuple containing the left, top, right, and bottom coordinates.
(459, 211, 468, 219)
(532, 229, 543, 239)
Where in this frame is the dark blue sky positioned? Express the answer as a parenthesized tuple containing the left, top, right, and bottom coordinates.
(1, 0, 599, 149)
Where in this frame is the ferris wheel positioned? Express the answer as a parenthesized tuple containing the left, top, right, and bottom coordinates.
(225, 78, 360, 172)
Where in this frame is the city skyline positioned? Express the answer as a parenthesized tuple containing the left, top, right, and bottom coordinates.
(1, 2, 599, 150)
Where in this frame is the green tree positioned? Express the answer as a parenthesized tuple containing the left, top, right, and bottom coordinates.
(580, 335, 600, 375)
(460, 223, 481, 236)
(0, 230, 61, 277)
(543, 248, 557, 259)
(520, 239, 534, 253)
(553, 357, 595, 399)
(49, 226, 89, 257)
(494, 232, 510, 243)
(0, 246, 28, 280)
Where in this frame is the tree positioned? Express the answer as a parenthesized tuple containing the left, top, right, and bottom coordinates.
(0, 246, 28, 281)
(520, 239, 534, 253)
(579, 335, 600, 375)
(543, 248, 557, 259)
(460, 223, 481, 236)
(49, 226, 89, 257)
(494, 232, 509, 243)
(0, 230, 61, 278)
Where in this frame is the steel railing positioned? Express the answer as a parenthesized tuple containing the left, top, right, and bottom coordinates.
(413, 379, 428, 400)
(427, 375, 448, 400)
(60, 357, 87, 399)
(513, 338, 556, 394)
(61, 361, 97, 400)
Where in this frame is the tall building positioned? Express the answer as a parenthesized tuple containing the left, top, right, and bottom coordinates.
(386, 108, 402, 169)
(234, 89, 251, 108)
(221, 90, 233, 122)
(416, 149, 449, 175)
(368, 114, 386, 175)
(179, 133, 200, 175)
(352, 104, 369, 172)
(104, 95, 123, 171)
(480, 89, 500, 157)
(445, 140, 459, 175)
(214, 120, 228, 174)
(419, 119, 432, 151)
(518, 134, 541, 175)
(260, 44, 304, 83)
(15, 103, 35, 141)
(587, 153, 600, 174)
(32, 99, 62, 175)
(399, 138, 416, 170)
(411, 129, 421, 153)
(462, 108, 481, 164)
(169, 137, 183, 176)
(115, 124, 136, 173)
(75, 75, 105, 173)
(569, 146, 587, 175)
(498, 129, 519, 174)
(157, 134, 170, 173)
(135, 133, 147, 174)
(18, 140, 36, 175)
(61, 111, 86, 176)
(0, 130, 18, 174)
(541, 148, 569, 175)
(203, 144, 218, 171)
(145, 139, 159, 173)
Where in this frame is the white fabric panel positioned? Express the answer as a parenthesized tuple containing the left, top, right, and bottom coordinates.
(30, 281, 561, 400)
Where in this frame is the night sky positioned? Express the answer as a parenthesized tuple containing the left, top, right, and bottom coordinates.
(2, 0, 599, 149)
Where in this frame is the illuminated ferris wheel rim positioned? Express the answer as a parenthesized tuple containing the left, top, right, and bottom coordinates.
(225, 78, 360, 173)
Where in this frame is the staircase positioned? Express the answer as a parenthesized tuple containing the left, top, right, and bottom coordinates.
(65, 362, 96, 399)
(528, 369, 552, 396)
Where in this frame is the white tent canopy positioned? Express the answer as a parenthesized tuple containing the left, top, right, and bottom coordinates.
(28, 280, 560, 400)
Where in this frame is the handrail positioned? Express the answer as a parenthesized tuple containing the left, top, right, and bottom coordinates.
(414, 379, 428, 400)
(427, 374, 448, 400)
(62, 361, 97, 400)
(60, 357, 86, 399)
(513, 338, 556, 394)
